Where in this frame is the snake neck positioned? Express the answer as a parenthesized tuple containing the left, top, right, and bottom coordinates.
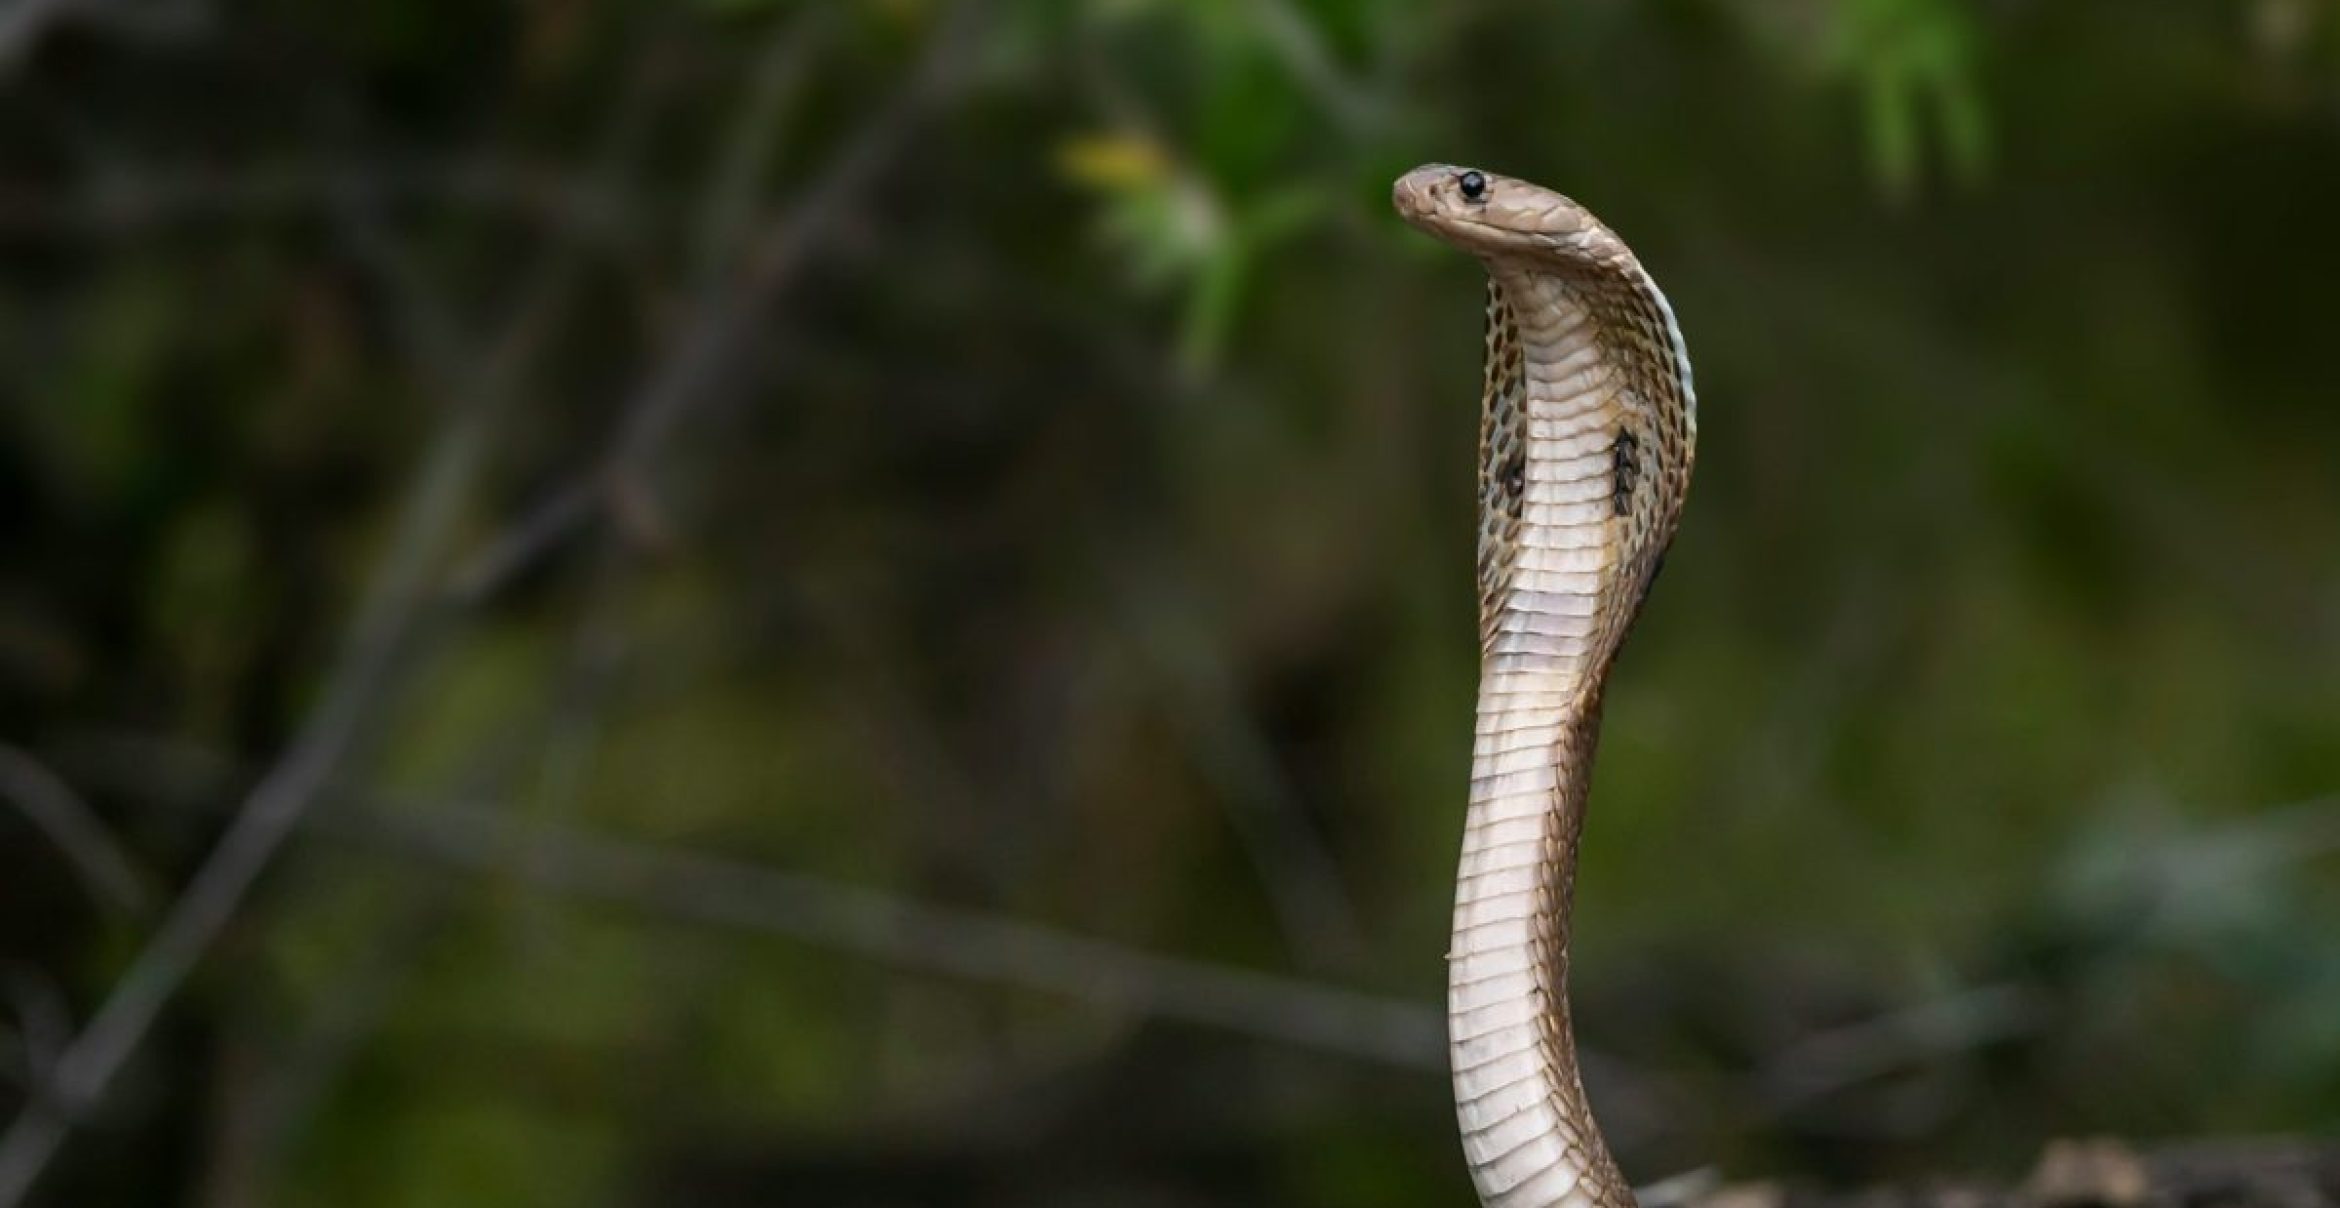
(1449, 265, 1691, 1208)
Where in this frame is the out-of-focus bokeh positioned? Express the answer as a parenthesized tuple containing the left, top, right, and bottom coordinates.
(0, 0, 2335, 1204)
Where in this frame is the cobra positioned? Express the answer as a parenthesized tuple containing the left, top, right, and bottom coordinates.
(1394, 164, 1697, 1208)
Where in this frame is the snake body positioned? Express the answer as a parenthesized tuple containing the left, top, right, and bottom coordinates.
(1393, 165, 1697, 1208)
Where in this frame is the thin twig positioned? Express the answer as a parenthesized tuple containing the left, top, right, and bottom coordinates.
(0, 0, 205, 69)
(0, 743, 149, 918)
(449, 0, 984, 602)
(0, 376, 496, 1208)
(618, 1, 972, 465)
(0, 51, 673, 1198)
(228, 560, 646, 1195)
(0, 440, 487, 1205)
(1112, 562, 1367, 968)
(62, 733, 1448, 1071)
(1248, 0, 1377, 136)
(0, 159, 639, 244)
(691, 6, 829, 281)
(0, 0, 77, 66)
(389, 803, 1449, 1069)
(1757, 981, 2052, 1110)
(0, 972, 70, 1095)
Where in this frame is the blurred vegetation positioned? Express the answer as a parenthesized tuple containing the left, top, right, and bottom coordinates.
(0, 0, 2336, 1205)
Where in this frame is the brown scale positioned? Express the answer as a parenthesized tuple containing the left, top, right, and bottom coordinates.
(1474, 266, 1693, 653)
(1570, 267, 1694, 628)
(1476, 279, 1531, 648)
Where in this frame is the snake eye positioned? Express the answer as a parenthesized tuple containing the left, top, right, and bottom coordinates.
(1458, 170, 1487, 201)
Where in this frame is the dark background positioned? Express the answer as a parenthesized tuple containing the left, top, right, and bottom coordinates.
(0, 0, 2336, 1204)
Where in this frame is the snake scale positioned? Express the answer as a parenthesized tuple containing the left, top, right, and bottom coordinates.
(1393, 164, 1697, 1208)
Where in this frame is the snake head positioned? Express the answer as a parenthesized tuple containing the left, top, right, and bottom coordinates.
(1392, 163, 1615, 267)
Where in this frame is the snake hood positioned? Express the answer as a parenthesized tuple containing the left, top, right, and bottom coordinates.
(1395, 163, 1697, 427)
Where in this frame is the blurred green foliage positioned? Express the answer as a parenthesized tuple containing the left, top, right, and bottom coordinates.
(1, 0, 2337, 1204)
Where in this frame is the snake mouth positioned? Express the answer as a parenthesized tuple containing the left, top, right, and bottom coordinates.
(1391, 162, 1469, 229)
(1400, 209, 1554, 266)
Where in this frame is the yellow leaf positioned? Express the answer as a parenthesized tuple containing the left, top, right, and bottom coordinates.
(1055, 133, 1169, 192)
